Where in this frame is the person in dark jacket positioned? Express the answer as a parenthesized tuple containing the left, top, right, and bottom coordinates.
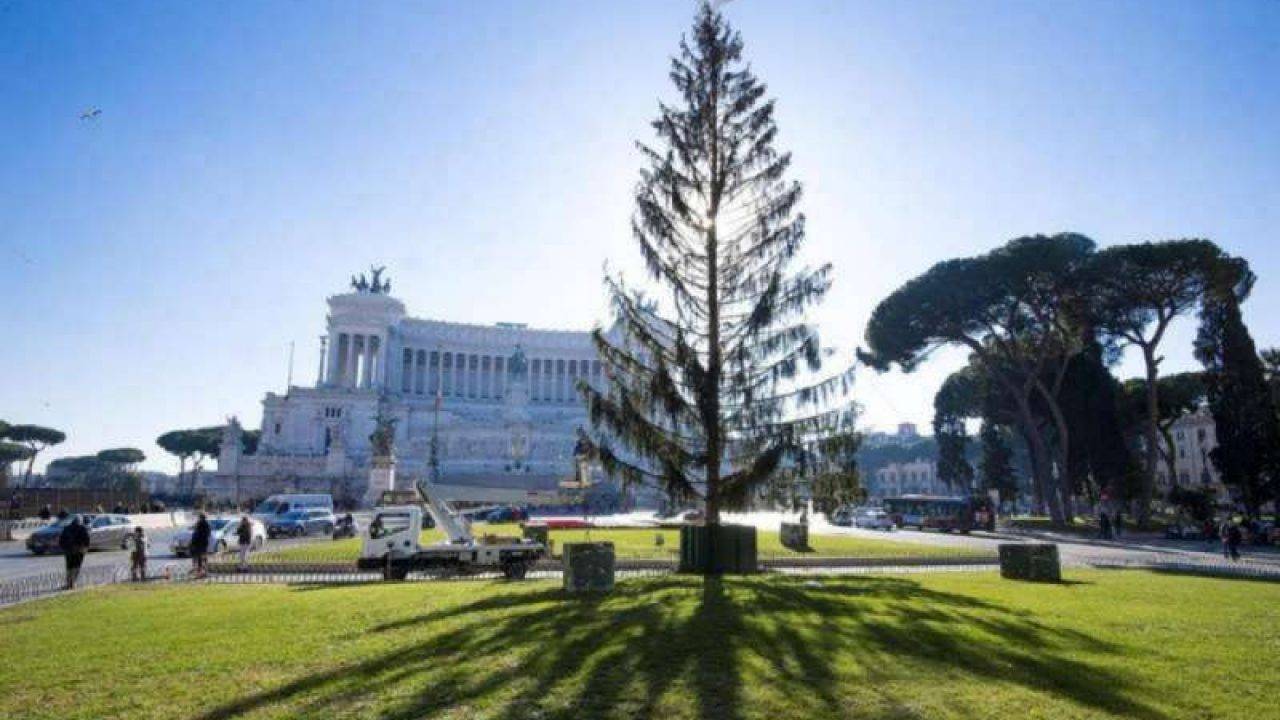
(129, 527, 150, 581)
(190, 513, 212, 577)
(1226, 522, 1243, 561)
(39, 505, 52, 522)
(58, 516, 91, 589)
(1099, 511, 1113, 540)
(235, 515, 254, 569)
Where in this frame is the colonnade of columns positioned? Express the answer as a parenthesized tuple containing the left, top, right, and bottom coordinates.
(393, 348, 603, 404)
(320, 329, 604, 402)
(326, 332, 384, 389)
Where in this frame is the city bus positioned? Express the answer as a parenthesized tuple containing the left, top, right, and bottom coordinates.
(882, 495, 987, 533)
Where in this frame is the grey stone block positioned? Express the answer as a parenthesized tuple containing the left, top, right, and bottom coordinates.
(563, 542, 615, 592)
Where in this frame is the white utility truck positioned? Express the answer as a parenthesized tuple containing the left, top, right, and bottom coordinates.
(357, 475, 545, 580)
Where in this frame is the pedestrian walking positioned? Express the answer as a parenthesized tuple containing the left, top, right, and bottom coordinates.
(1226, 522, 1243, 561)
(58, 515, 90, 589)
(129, 527, 149, 581)
(190, 513, 212, 578)
(235, 515, 254, 570)
(1113, 510, 1124, 539)
(1099, 511, 1113, 540)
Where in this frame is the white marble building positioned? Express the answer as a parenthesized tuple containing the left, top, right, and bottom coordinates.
(1155, 405, 1228, 498)
(207, 281, 613, 506)
(869, 459, 948, 498)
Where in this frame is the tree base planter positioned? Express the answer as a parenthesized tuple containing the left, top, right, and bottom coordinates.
(679, 524, 758, 574)
(999, 543, 1061, 582)
(563, 542, 615, 593)
(779, 522, 809, 551)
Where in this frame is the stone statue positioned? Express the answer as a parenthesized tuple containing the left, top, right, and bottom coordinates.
(350, 265, 391, 295)
(369, 408, 397, 459)
(508, 344, 529, 380)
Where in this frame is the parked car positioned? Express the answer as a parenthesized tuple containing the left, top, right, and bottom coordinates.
(852, 508, 895, 531)
(482, 507, 528, 523)
(332, 514, 360, 540)
(1164, 523, 1207, 541)
(171, 517, 266, 557)
(830, 507, 853, 527)
(267, 509, 336, 538)
(25, 514, 133, 554)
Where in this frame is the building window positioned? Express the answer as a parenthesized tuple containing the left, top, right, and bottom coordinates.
(494, 356, 505, 399)
(401, 349, 413, 393)
(480, 356, 492, 399)
(414, 350, 427, 395)
(530, 359, 542, 402)
(274, 422, 282, 435)
(442, 352, 453, 396)
(468, 355, 479, 398)
(428, 351, 440, 396)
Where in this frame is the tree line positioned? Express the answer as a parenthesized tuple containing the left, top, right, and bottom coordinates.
(0, 420, 258, 497)
(861, 235, 1279, 526)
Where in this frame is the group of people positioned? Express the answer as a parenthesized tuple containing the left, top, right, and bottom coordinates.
(1099, 509, 1259, 561)
(35, 500, 168, 522)
(56, 511, 259, 590)
(1207, 518, 1247, 561)
(1097, 510, 1126, 540)
(184, 513, 258, 578)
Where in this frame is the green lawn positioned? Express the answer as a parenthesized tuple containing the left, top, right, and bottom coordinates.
(251, 524, 989, 564)
(2, 570, 1277, 719)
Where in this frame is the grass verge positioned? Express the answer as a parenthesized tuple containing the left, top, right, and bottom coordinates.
(1, 570, 1276, 719)
(250, 524, 991, 564)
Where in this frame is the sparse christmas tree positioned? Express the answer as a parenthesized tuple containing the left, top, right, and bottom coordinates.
(583, 3, 855, 558)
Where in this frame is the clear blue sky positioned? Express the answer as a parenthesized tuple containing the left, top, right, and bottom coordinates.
(3, 0, 1278, 473)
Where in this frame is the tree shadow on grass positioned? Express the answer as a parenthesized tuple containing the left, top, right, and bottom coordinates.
(195, 574, 1169, 720)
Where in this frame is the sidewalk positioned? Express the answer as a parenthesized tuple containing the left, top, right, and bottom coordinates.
(993, 526, 1280, 566)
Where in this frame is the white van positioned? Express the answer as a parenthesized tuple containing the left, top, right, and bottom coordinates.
(253, 494, 334, 523)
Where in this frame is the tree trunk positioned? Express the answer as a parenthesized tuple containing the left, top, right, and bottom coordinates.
(1013, 395, 1064, 524)
(1159, 425, 1178, 489)
(23, 451, 37, 487)
(1032, 381, 1074, 526)
(1139, 345, 1160, 527)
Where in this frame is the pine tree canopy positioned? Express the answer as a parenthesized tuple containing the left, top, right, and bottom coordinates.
(583, 4, 855, 520)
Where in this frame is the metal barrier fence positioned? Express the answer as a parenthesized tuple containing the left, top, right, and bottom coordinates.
(2, 547, 1274, 608)
(0, 518, 50, 541)
(0, 562, 190, 607)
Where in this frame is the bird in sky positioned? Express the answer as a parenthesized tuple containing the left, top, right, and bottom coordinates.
(79, 107, 101, 121)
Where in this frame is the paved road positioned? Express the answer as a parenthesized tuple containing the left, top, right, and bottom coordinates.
(3, 510, 1276, 585)
(720, 509, 1280, 568)
(0, 529, 341, 583)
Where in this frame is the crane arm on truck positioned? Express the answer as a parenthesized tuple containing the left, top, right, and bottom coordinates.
(415, 473, 471, 543)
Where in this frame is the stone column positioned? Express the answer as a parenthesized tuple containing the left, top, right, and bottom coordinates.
(368, 336, 380, 389)
(349, 334, 362, 388)
(317, 335, 328, 385)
